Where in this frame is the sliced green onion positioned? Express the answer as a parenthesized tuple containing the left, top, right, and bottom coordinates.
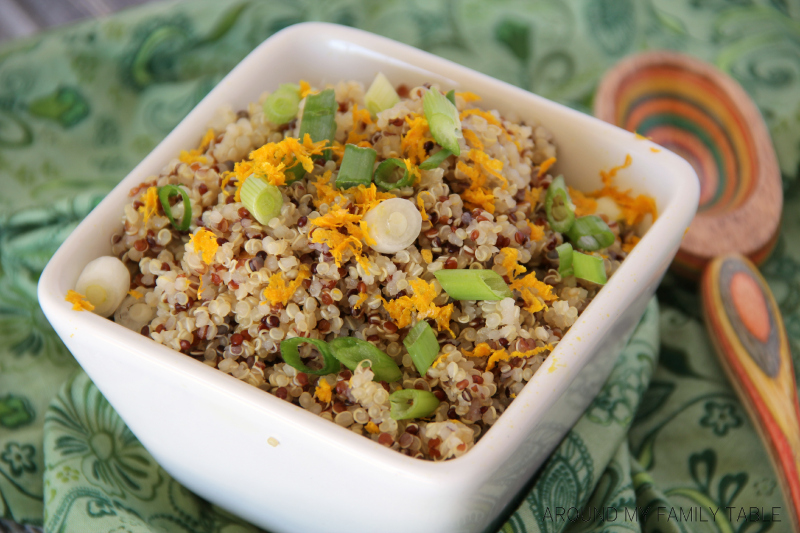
(545, 175, 575, 233)
(328, 337, 402, 382)
(75, 256, 131, 317)
(566, 215, 615, 251)
(422, 89, 462, 156)
(362, 197, 422, 254)
(240, 176, 283, 224)
(434, 269, 512, 301)
(373, 158, 413, 190)
(419, 148, 452, 170)
(556, 242, 574, 277)
(403, 321, 440, 376)
(158, 185, 192, 231)
(287, 88, 337, 182)
(445, 89, 456, 105)
(336, 144, 377, 189)
(263, 83, 301, 125)
(389, 389, 440, 420)
(280, 337, 341, 376)
(365, 72, 400, 116)
(573, 251, 608, 285)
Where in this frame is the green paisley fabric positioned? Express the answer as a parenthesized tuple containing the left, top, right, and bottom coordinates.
(0, 0, 797, 531)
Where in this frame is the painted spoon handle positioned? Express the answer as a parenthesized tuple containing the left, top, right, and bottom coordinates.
(702, 254, 800, 529)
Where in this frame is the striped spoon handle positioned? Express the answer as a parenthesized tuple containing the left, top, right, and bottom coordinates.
(702, 254, 800, 530)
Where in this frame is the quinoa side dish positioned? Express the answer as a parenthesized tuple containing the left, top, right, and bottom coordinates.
(67, 75, 657, 461)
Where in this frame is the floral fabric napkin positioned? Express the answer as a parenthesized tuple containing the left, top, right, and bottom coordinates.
(1, 1, 797, 531)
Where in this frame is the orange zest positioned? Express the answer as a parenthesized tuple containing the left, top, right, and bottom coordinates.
(401, 114, 431, 166)
(179, 128, 215, 165)
(189, 228, 219, 265)
(222, 135, 329, 201)
(315, 378, 333, 403)
(462, 342, 554, 371)
(263, 266, 310, 306)
(65, 290, 94, 312)
(499, 247, 526, 278)
(589, 155, 657, 226)
(138, 186, 159, 224)
(382, 278, 453, 335)
(537, 157, 556, 178)
(568, 186, 598, 217)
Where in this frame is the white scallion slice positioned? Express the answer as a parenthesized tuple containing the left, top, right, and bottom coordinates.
(362, 197, 422, 254)
(365, 72, 400, 116)
(75, 256, 131, 317)
(422, 88, 462, 156)
(240, 175, 283, 224)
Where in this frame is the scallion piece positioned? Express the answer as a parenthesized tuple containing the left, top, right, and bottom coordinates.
(545, 175, 575, 233)
(566, 215, 615, 251)
(434, 269, 512, 301)
(287, 88, 337, 182)
(362, 198, 422, 254)
(157, 185, 192, 231)
(556, 242, 574, 277)
(280, 337, 341, 376)
(419, 148, 452, 170)
(373, 158, 413, 190)
(573, 251, 608, 285)
(75, 256, 131, 317)
(403, 321, 440, 376)
(328, 337, 402, 383)
(263, 83, 301, 125)
(240, 176, 283, 224)
(445, 89, 456, 105)
(389, 389, 440, 420)
(336, 144, 377, 189)
(365, 72, 400, 116)
(422, 89, 462, 156)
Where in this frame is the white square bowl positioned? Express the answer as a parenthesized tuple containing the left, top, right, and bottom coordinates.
(38, 22, 699, 533)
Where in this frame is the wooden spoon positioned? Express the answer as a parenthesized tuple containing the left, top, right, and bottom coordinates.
(596, 51, 796, 528)
(702, 255, 799, 527)
(594, 51, 782, 280)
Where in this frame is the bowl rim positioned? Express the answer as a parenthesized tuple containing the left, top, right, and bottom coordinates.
(38, 21, 699, 481)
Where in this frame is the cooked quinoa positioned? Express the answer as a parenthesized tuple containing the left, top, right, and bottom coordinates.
(107, 80, 653, 461)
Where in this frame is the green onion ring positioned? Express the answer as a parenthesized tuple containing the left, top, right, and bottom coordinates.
(373, 158, 413, 191)
(157, 185, 192, 231)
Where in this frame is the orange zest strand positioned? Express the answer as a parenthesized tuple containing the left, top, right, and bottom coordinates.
(299, 80, 314, 99)
(65, 290, 94, 312)
(263, 266, 310, 306)
(463, 342, 554, 372)
(568, 186, 598, 217)
(382, 278, 454, 335)
(463, 129, 484, 150)
(315, 378, 332, 403)
(222, 135, 329, 201)
(589, 155, 657, 226)
(401, 114, 431, 166)
(138, 186, 159, 224)
(189, 227, 219, 265)
(537, 157, 556, 178)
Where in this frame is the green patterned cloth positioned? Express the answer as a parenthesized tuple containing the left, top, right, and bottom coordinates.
(0, 1, 797, 531)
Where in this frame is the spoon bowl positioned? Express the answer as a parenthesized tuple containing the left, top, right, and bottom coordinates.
(595, 51, 782, 279)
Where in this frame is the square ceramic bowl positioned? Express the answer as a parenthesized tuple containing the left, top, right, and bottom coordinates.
(39, 22, 699, 533)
